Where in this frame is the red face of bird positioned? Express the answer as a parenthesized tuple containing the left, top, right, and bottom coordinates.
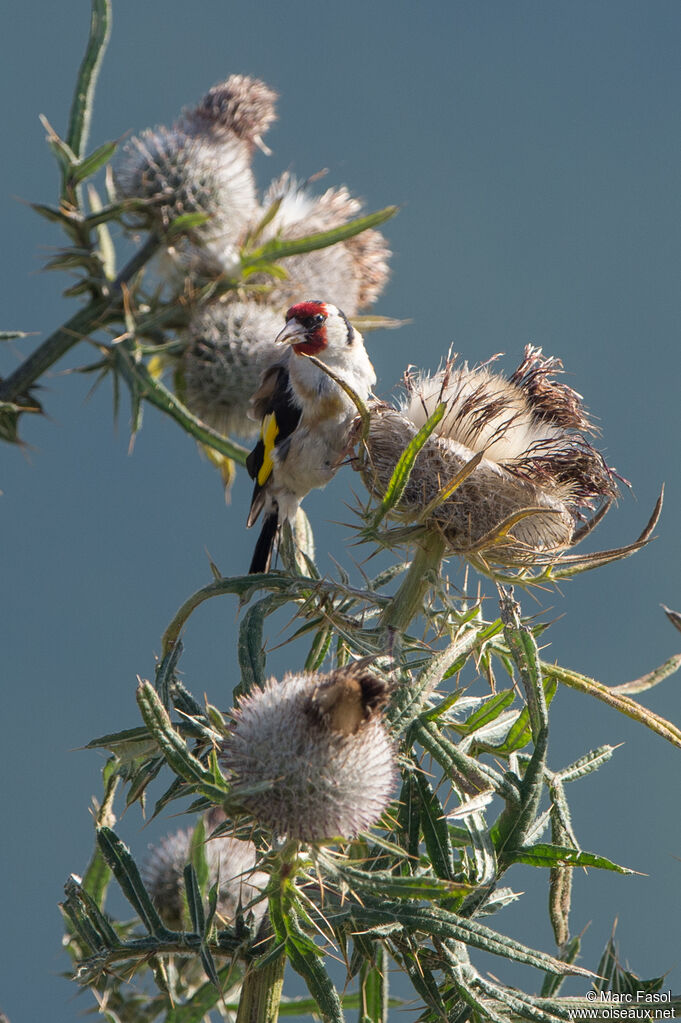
(275, 300, 354, 356)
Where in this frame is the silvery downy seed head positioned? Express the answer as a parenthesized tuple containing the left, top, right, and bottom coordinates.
(248, 172, 390, 315)
(221, 667, 396, 842)
(361, 346, 619, 564)
(180, 301, 284, 439)
(114, 75, 277, 279)
(142, 826, 267, 931)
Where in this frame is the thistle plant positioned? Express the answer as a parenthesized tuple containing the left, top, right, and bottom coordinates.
(0, 0, 396, 462)
(4, 4, 681, 1023)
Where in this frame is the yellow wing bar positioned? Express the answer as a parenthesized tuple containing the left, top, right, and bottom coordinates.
(257, 412, 280, 487)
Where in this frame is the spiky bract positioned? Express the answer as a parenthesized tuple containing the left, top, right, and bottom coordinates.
(114, 127, 256, 247)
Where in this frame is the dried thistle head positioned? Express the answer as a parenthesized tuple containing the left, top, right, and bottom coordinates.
(114, 124, 258, 280)
(221, 666, 396, 842)
(115, 129, 231, 225)
(142, 826, 267, 930)
(179, 300, 283, 439)
(361, 347, 619, 565)
(252, 172, 391, 315)
(175, 173, 391, 441)
(180, 74, 278, 149)
(114, 77, 276, 274)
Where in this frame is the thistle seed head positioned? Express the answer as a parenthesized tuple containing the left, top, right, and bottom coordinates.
(361, 348, 619, 564)
(221, 668, 396, 842)
(116, 128, 217, 223)
(181, 75, 278, 147)
(343, 225, 392, 309)
(142, 827, 267, 930)
(251, 173, 391, 314)
(180, 301, 283, 438)
(114, 127, 258, 282)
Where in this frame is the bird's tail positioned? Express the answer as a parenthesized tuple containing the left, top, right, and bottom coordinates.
(249, 508, 279, 574)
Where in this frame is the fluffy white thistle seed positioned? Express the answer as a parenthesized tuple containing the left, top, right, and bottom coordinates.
(249, 172, 391, 315)
(360, 348, 619, 564)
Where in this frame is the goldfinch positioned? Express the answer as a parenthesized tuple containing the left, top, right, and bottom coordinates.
(245, 300, 376, 573)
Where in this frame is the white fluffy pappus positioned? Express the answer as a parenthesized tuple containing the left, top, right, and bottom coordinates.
(249, 172, 391, 314)
(361, 347, 619, 564)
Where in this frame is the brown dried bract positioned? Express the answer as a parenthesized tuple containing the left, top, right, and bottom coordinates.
(307, 663, 390, 735)
(185, 74, 278, 144)
(360, 351, 620, 565)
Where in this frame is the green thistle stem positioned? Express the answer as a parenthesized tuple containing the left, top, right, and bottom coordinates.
(236, 842, 299, 1023)
(236, 949, 286, 1023)
(0, 232, 160, 403)
(113, 349, 249, 464)
(380, 531, 447, 634)
(66, 0, 112, 163)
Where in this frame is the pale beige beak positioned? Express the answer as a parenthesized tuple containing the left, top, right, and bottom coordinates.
(275, 318, 307, 345)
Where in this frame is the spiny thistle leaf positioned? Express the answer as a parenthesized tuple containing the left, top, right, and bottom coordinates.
(71, 138, 118, 185)
(96, 826, 171, 937)
(370, 402, 445, 529)
(84, 725, 161, 762)
(63, 875, 121, 950)
(237, 594, 288, 698)
(135, 680, 227, 797)
(0, 330, 34, 341)
(358, 946, 389, 1023)
(285, 913, 344, 1023)
(541, 660, 681, 751)
(491, 678, 558, 755)
(662, 604, 681, 636)
(242, 205, 398, 268)
(456, 689, 516, 736)
(415, 772, 456, 882)
(352, 901, 595, 977)
(555, 745, 617, 784)
(184, 863, 205, 934)
(66, 0, 111, 163)
(505, 844, 636, 874)
(612, 652, 681, 695)
(325, 859, 473, 900)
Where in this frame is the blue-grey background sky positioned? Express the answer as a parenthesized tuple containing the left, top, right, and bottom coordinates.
(2, 2, 680, 1019)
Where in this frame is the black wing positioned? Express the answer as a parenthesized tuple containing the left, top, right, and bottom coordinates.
(246, 363, 302, 527)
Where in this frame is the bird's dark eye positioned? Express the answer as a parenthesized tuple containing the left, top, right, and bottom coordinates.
(300, 312, 325, 329)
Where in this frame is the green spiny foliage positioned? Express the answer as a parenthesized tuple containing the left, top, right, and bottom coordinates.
(6, 3, 680, 1021)
(68, 531, 681, 1021)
